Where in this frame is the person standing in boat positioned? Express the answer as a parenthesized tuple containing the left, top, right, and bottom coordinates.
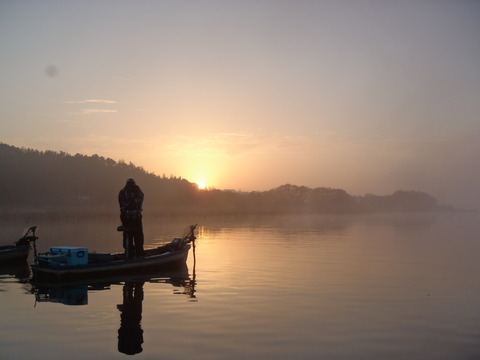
(118, 178, 145, 258)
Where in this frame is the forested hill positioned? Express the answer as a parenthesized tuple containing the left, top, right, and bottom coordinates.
(0, 143, 197, 212)
(0, 143, 449, 215)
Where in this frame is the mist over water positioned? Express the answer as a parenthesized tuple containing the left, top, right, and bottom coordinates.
(1, 212, 480, 359)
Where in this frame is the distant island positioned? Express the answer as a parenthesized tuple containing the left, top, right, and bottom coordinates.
(0, 143, 453, 217)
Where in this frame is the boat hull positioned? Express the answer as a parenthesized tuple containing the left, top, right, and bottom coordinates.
(0, 245, 30, 264)
(31, 245, 191, 282)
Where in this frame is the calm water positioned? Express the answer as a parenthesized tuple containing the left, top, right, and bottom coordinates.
(1, 212, 480, 359)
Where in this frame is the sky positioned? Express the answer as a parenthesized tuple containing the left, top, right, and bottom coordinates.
(1, 0, 479, 209)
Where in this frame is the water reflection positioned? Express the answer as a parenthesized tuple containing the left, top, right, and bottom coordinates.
(30, 265, 196, 355)
(31, 265, 195, 305)
(34, 283, 89, 305)
(118, 280, 144, 355)
(0, 261, 31, 285)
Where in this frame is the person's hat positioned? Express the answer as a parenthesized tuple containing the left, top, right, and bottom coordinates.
(126, 178, 135, 184)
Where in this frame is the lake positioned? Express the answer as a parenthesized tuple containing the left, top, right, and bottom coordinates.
(1, 212, 480, 359)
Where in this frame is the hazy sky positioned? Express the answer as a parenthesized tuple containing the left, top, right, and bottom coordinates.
(1, 0, 479, 208)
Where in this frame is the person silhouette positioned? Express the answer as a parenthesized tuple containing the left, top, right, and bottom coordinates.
(117, 280, 145, 355)
(118, 178, 145, 258)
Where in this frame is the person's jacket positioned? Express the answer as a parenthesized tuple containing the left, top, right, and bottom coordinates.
(119, 185, 144, 214)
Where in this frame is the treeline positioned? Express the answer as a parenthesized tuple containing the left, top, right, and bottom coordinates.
(194, 185, 445, 214)
(0, 143, 197, 212)
(0, 143, 449, 215)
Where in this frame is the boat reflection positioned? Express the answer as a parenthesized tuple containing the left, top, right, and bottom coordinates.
(31, 264, 197, 354)
(31, 264, 195, 306)
(33, 282, 89, 305)
(0, 261, 31, 283)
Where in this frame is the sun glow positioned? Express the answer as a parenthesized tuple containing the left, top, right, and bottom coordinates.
(196, 181, 207, 190)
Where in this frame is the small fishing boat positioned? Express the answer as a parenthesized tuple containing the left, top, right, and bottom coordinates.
(0, 226, 38, 264)
(31, 224, 197, 282)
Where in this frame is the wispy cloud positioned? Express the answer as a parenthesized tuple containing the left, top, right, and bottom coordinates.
(81, 109, 117, 114)
(66, 98, 118, 116)
(68, 109, 118, 116)
(66, 99, 116, 104)
(164, 132, 268, 158)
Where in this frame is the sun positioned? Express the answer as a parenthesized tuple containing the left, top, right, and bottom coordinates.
(196, 181, 207, 190)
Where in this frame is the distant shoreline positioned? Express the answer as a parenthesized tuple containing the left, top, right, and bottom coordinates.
(0, 206, 470, 223)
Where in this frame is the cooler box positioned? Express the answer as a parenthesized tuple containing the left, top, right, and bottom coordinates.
(49, 246, 88, 265)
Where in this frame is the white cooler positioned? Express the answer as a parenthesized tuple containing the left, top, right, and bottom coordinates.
(49, 246, 88, 265)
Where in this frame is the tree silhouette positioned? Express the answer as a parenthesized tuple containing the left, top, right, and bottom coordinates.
(0, 143, 444, 215)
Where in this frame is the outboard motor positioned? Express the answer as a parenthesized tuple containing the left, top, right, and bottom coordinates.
(15, 226, 38, 247)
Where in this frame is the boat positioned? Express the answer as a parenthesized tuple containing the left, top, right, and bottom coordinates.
(0, 226, 38, 264)
(31, 224, 197, 282)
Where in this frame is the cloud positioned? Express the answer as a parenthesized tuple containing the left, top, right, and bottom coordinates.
(68, 109, 117, 115)
(66, 99, 116, 104)
(164, 132, 267, 158)
(65, 99, 118, 116)
(80, 109, 117, 114)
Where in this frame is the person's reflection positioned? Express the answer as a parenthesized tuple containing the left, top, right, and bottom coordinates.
(117, 280, 145, 355)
